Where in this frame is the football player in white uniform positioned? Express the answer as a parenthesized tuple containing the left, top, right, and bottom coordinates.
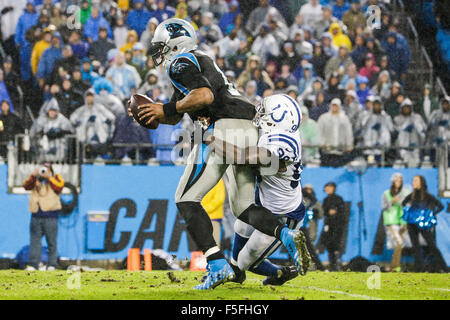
(209, 94, 310, 285)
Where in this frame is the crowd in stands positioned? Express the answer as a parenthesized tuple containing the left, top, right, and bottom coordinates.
(0, 0, 448, 167)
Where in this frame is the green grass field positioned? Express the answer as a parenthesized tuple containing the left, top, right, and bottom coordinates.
(0, 270, 448, 300)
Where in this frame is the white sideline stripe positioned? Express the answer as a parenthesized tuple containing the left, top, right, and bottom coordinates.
(245, 279, 382, 300)
(431, 288, 450, 292)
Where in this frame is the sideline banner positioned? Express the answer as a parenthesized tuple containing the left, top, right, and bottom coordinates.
(0, 165, 448, 265)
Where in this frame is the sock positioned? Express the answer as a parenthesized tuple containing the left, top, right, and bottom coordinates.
(176, 201, 218, 253)
(250, 259, 282, 278)
(232, 233, 249, 263)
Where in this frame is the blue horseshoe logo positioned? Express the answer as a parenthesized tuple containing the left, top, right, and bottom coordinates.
(270, 104, 287, 123)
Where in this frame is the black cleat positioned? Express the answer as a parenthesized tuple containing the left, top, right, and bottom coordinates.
(262, 265, 298, 286)
(230, 263, 246, 284)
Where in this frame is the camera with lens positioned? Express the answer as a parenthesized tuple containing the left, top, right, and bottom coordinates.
(37, 166, 48, 182)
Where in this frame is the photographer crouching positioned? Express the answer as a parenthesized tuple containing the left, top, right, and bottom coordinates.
(23, 163, 64, 271)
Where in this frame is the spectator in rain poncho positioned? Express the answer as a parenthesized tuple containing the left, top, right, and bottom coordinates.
(371, 70, 392, 102)
(105, 51, 137, 101)
(70, 89, 115, 148)
(30, 98, 74, 162)
(393, 98, 427, 165)
(246, 0, 286, 36)
(299, 105, 321, 163)
(137, 69, 159, 96)
(14, 0, 39, 48)
(83, 6, 112, 42)
(342, 90, 362, 128)
(0, 70, 13, 112)
(426, 97, 450, 149)
(140, 18, 159, 51)
(93, 78, 125, 118)
(251, 24, 279, 65)
(125, 0, 152, 37)
(357, 97, 394, 158)
(317, 98, 354, 167)
(244, 80, 262, 106)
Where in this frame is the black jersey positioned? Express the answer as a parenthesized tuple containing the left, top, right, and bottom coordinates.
(167, 50, 255, 122)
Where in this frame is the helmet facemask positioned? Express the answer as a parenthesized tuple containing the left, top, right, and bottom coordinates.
(149, 41, 171, 66)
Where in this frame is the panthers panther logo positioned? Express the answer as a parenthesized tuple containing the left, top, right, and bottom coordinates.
(166, 23, 191, 39)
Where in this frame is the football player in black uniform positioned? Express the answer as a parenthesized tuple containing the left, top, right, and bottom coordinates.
(134, 18, 309, 290)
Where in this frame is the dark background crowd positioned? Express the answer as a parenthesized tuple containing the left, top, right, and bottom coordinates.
(0, 0, 448, 167)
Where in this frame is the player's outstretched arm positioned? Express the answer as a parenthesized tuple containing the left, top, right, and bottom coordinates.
(208, 136, 275, 166)
(175, 87, 214, 113)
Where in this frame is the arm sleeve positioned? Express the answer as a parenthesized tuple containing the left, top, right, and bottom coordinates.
(48, 174, 65, 194)
(23, 175, 36, 190)
(169, 57, 212, 94)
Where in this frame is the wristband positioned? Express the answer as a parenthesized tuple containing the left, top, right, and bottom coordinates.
(163, 102, 178, 117)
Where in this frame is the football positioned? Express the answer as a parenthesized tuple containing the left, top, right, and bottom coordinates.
(128, 93, 160, 129)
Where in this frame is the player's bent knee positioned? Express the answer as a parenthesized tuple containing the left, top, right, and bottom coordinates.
(234, 219, 254, 238)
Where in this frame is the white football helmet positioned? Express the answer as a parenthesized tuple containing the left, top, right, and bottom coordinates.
(149, 18, 197, 66)
(253, 94, 302, 133)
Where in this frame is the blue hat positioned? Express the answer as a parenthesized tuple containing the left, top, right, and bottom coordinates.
(357, 75, 369, 84)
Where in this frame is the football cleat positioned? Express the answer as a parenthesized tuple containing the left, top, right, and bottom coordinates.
(230, 263, 246, 284)
(194, 259, 235, 290)
(263, 265, 298, 286)
(280, 228, 311, 276)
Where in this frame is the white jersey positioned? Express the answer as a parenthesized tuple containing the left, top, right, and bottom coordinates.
(257, 130, 303, 215)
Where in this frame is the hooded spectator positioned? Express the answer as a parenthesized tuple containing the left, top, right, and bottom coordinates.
(302, 76, 324, 104)
(299, 0, 322, 29)
(332, 0, 350, 20)
(138, 69, 159, 96)
(246, 0, 286, 36)
(105, 51, 138, 100)
(309, 91, 328, 121)
(342, 89, 363, 128)
(113, 16, 128, 49)
(31, 27, 53, 76)
(393, 99, 427, 165)
(140, 18, 159, 51)
(328, 22, 352, 51)
(37, 32, 63, 87)
(384, 81, 404, 118)
(126, 0, 152, 37)
(219, 0, 239, 33)
(152, 0, 176, 23)
(357, 97, 394, 158)
(84, 7, 112, 43)
(93, 79, 126, 118)
(317, 98, 354, 167)
(321, 32, 338, 57)
(311, 42, 329, 79)
(324, 44, 352, 78)
(350, 35, 368, 69)
(356, 75, 374, 105)
(30, 99, 74, 162)
(54, 75, 84, 118)
(244, 80, 262, 106)
(120, 30, 139, 53)
(70, 88, 116, 148)
(174, 2, 188, 20)
(298, 63, 314, 95)
(426, 97, 450, 149)
(2, 57, 19, 110)
(371, 70, 392, 102)
(358, 53, 380, 82)
(342, 0, 366, 37)
(299, 105, 321, 163)
(382, 32, 410, 81)
(79, 0, 92, 25)
(14, 0, 39, 47)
